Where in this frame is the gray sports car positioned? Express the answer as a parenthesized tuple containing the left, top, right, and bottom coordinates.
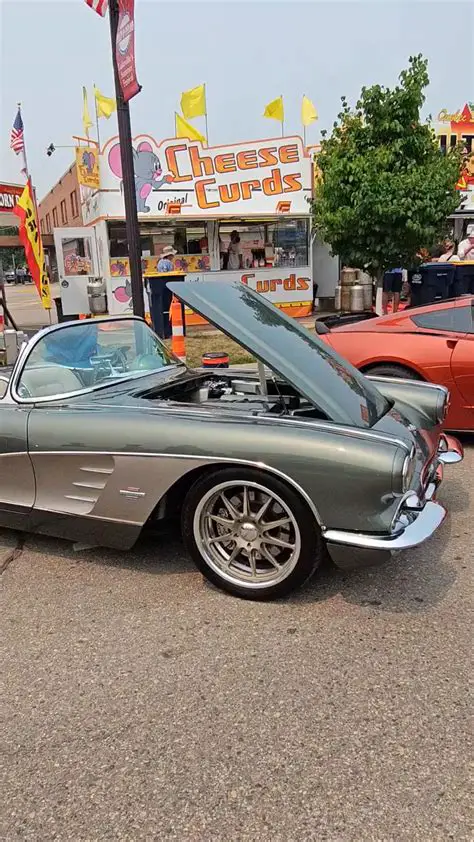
(0, 281, 463, 600)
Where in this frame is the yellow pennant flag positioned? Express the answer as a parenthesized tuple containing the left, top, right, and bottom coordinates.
(13, 179, 51, 310)
(302, 95, 318, 127)
(181, 84, 206, 119)
(94, 85, 117, 119)
(175, 113, 206, 143)
(263, 95, 284, 123)
(82, 86, 93, 137)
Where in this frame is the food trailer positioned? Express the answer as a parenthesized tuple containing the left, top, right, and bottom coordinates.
(53, 134, 328, 324)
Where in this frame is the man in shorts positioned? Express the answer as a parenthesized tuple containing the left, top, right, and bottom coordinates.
(382, 267, 403, 314)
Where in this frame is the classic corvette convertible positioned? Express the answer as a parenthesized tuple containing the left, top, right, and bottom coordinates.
(0, 281, 463, 600)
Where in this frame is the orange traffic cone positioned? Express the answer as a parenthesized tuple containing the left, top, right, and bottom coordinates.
(170, 295, 186, 362)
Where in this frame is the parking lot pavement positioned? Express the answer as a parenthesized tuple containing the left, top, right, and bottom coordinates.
(1, 447, 472, 841)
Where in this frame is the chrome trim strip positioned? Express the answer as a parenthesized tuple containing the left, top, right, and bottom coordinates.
(27, 450, 325, 527)
(58, 401, 412, 452)
(80, 465, 114, 475)
(119, 490, 146, 499)
(325, 501, 446, 551)
(367, 375, 449, 395)
(65, 494, 97, 504)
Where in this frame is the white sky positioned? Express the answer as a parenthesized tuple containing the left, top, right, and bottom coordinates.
(1, 0, 473, 201)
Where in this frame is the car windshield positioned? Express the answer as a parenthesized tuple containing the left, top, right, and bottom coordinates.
(16, 318, 180, 400)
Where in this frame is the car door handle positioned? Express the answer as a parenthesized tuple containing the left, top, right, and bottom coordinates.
(446, 339, 458, 349)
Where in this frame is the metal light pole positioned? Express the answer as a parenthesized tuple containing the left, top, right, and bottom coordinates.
(108, 0, 144, 318)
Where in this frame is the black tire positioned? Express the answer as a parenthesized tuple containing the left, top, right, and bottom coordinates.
(182, 467, 324, 600)
(365, 363, 421, 381)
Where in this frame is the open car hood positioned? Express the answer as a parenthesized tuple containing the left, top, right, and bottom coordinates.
(168, 281, 389, 429)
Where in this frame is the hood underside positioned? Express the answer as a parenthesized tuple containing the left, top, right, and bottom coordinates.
(168, 280, 389, 429)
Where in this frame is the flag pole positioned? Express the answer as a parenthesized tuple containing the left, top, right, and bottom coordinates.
(17, 103, 29, 179)
(204, 83, 209, 145)
(302, 94, 306, 148)
(94, 85, 101, 148)
(108, 0, 144, 319)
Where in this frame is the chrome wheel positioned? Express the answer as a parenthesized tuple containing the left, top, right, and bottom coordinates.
(193, 480, 301, 590)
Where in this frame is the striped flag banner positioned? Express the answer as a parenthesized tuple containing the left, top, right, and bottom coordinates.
(84, 0, 108, 16)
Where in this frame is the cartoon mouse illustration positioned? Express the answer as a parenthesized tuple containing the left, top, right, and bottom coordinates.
(108, 141, 174, 213)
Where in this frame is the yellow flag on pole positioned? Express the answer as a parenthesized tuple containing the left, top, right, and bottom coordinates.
(302, 95, 318, 126)
(180, 84, 206, 119)
(94, 85, 117, 119)
(175, 113, 206, 143)
(263, 95, 284, 123)
(13, 179, 51, 310)
(82, 86, 93, 137)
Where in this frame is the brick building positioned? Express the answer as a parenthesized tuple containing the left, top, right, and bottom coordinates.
(38, 162, 83, 237)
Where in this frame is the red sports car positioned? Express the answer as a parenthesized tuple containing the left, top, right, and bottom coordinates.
(320, 296, 474, 431)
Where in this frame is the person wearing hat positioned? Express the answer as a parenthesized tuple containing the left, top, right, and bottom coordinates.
(158, 245, 177, 273)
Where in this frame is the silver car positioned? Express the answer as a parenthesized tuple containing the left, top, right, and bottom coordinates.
(0, 281, 463, 599)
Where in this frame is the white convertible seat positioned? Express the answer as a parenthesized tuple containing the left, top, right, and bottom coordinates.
(20, 365, 83, 397)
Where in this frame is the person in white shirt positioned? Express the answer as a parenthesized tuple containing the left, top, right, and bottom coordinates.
(457, 225, 474, 261)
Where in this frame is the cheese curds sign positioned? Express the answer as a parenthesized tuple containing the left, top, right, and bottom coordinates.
(13, 179, 51, 309)
(99, 135, 312, 220)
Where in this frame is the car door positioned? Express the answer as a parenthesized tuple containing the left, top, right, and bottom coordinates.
(449, 300, 474, 409)
(0, 379, 35, 528)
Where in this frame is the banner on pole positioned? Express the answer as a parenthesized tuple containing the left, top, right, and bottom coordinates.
(116, 0, 141, 103)
(13, 179, 52, 309)
(75, 146, 100, 189)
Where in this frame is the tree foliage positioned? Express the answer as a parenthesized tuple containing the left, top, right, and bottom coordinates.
(0, 226, 23, 272)
(312, 55, 461, 276)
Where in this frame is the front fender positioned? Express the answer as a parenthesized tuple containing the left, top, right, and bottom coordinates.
(368, 376, 448, 428)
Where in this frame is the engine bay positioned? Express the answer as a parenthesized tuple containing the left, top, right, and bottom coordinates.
(136, 372, 328, 420)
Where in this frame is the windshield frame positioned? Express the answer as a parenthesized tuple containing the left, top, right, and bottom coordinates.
(10, 315, 185, 405)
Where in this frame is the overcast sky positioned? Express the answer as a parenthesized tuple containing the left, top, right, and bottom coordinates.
(1, 0, 473, 201)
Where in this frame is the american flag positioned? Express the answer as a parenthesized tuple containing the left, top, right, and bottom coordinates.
(10, 108, 24, 155)
(84, 0, 108, 16)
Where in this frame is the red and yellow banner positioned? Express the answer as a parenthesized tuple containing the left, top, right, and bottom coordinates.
(13, 179, 51, 309)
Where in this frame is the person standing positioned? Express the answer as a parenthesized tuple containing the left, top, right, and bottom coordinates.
(382, 267, 403, 315)
(227, 231, 243, 271)
(457, 225, 474, 261)
(157, 245, 177, 273)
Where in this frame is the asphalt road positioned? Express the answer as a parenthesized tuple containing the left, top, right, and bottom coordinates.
(3, 282, 55, 333)
(1, 444, 472, 841)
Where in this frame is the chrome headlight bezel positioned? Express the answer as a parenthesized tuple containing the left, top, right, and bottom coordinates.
(401, 445, 416, 494)
(436, 388, 450, 425)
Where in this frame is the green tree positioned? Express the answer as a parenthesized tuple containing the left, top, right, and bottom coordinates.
(0, 226, 24, 272)
(312, 55, 461, 278)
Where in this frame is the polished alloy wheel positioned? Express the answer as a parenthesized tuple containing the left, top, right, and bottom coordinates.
(193, 480, 302, 590)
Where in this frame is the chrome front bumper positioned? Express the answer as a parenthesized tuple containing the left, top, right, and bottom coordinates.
(325, 499, 446, 553)
(325, 433, 462, 569)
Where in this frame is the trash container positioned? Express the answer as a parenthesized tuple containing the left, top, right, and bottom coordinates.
(452, 262, 474, 297)
(148, 275, 186, 339)
(408, 262, 456, 307)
